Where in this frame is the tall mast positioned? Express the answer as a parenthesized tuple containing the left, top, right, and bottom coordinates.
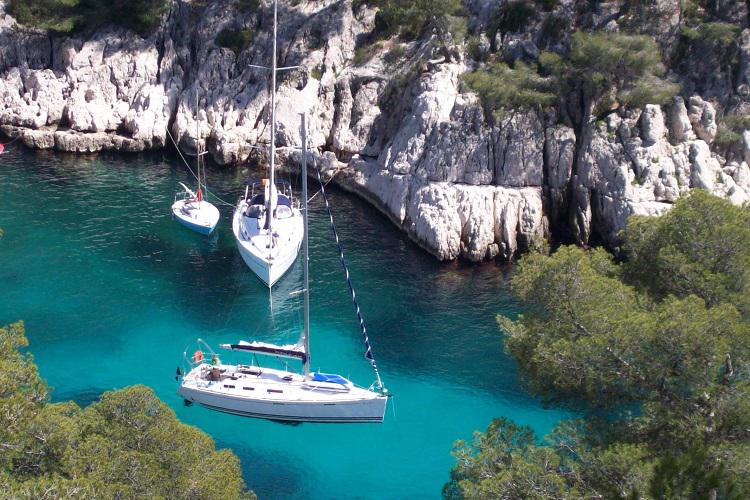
(196, 89, 201, 201)
(267, 0, 278, 246)
(301, 112, 310, 378)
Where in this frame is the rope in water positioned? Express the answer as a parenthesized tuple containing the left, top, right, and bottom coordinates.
(0, 135, 22, 154)
(311, 156, 386, 394)
(165, 127, 236, 208)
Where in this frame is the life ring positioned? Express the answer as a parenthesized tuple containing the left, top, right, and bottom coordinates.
(192, 350, 204, 363)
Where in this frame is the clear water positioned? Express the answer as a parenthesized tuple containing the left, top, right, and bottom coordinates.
(0, 148, 570, 499)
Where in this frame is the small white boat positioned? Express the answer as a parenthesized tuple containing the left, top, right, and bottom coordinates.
(232, 0, 302, 286)
(179, 114, 388, 423)
(172, 91, 220, 236)
(172, 183, 220, 235)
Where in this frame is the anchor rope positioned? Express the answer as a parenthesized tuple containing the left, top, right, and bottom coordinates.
(311, 157, 386, 393)
(165, 127, 236, 208)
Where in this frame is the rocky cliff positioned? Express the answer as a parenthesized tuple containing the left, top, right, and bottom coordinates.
(1, 0, 749, 261)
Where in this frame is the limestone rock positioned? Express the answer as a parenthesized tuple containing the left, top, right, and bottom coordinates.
(667, 97, 695, 143)
(687, 96, 717, 144)
(640, 104, 666, 144)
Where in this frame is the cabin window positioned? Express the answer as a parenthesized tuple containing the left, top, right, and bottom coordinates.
(267, 389, 283, 394)
(223, 384, 235, 389)
(243, 387, 254, 391)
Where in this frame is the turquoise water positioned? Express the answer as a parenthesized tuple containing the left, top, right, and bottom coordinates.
(0, 148, 569, 498)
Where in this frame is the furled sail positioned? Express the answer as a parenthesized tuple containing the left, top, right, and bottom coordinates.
(220, 340, 307, 363)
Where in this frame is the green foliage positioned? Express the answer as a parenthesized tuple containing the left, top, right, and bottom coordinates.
(444, 418, 582, 499)
(536, 0, 557, 11)
(461, 61, 556, 119)
(490, 1, 535, 37)
(464, 30, 678, 127)
(0, 322, 254, 499)
(9, 0, 168, 35)
(216, 28, 254, 56)
(369, 0, 465, 41)
(236, 0, 259, 13)
(714, 127, 743, 148)
(539, 13, 566, 43)
(681, 21, 740, 46)
(384, 43, 406, 63)
(9, 0, 81, 32)
(647, 447, 744, 499)
(621, 190, 750, 313)
(540, 31, 679, 118)
(352, 40, 383, 66)
(715, 114, 750, 153)
(448, 193, 750, 497)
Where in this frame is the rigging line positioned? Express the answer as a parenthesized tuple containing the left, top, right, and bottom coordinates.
(165, 126, 236, 207)
(1, 135, 22, 146)
(311, 155, 386, 394)
(307, 170, 338, 204)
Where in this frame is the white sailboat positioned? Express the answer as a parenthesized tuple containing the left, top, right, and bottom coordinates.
(178, 115, 388, 423)
(232, 0, 303, 287)
(172, 92, 220, 235)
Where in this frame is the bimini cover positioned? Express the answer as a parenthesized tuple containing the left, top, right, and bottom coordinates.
(312, 373, 349, 385)
(221, 340, 307, 363)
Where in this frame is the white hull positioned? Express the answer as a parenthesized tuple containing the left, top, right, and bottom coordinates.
(178, 364, 387, 423)
(232, 200, 302, 287)
(172, 199, 220, 235)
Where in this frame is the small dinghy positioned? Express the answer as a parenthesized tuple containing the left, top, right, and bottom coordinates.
(171, 91, 220, 236)
(172, 182, 220, 235)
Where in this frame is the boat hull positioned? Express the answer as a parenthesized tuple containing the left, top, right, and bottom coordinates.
(178, 363, 387, 423)
(172, 200, 220, 235)
(232, 202, 302, 287)
(178, 385, 387, 423)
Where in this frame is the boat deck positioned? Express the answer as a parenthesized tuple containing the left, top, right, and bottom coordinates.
(181, 363, 380, 404)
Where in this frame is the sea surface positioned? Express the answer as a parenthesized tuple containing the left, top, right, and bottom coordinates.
(0, 148, 570, 499)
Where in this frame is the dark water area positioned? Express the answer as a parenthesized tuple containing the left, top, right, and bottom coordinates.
(0, 147, 570, 498)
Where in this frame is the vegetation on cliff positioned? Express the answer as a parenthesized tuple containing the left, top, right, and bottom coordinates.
(9, 0, 169, 35)
(445, 192, 750, 498)
(463, 30, 679, 124)
(0, 321, 254, 499)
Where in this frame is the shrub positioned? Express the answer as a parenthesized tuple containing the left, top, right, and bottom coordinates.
(9, 0, 168, 35)
(370, 0, 465, 41)
(540, 13, 566, 44)
(352, 40, 383, 65)
(490, 0, 535, 38)
(216, 28, 254, 55)
(681, 21, 740, 46)
(236, 0, 259, 13)
(714, 127, 742, 148)
(384, 43, 406, 63)
(462, 61, 556, 121)
(535, 0, 557, 11)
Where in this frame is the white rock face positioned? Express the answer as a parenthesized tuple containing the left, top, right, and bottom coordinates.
(572, 101, 746, 243)
(0, 0, 746, 261)
(667, 97, 695, 143)
(687, 96, 717, 144)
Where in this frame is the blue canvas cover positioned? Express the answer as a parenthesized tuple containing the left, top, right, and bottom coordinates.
(312, 373, 348, 385)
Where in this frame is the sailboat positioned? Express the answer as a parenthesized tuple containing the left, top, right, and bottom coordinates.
(172, 92, 220, 235)
(178, 114, 388, 423)
(232, 0, 303, 286)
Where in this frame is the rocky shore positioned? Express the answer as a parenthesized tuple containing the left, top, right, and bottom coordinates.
(1, 0, 749, 261)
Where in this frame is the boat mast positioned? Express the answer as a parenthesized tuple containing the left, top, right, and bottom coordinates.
(195, 89, 201, 202)
(301, 112, 310, 378)
(267, 0, 278, 247)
